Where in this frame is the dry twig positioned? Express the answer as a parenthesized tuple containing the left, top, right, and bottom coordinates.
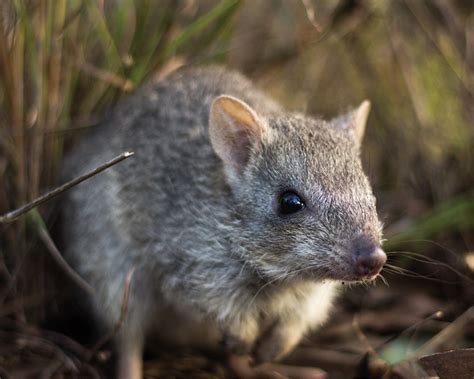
(38, 227, 94, 294)
(413, 307, 474, 358)
(0, 151, 134, 223)
(352, 314, 377, 356)
(86, 267, 136, 361)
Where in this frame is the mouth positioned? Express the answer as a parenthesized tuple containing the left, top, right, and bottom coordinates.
(355, 264, 384, 281)
(357, 272, 382, 282)
(323, 263, 385, 283)
(292, 270, 379, 284)
(339, 274, 381, 284)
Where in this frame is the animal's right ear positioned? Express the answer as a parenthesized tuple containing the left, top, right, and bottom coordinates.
(331, 100, 371, 147)
(209, 95, 267, 178)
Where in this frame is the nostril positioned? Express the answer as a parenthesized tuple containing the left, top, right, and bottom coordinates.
(354, 247, 387, 278)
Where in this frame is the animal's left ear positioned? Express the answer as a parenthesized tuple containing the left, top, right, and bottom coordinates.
(332, 100, 371, 146)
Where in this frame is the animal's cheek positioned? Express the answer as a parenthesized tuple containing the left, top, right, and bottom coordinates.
(290, 238, 354, 279)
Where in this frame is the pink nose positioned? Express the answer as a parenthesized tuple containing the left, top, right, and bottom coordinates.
(354, 246, 387, 279)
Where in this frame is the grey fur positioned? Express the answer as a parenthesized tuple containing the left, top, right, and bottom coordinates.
(61, 66, 384, 377)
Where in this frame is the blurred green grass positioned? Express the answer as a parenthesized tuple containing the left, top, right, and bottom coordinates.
(0, 0, 242, 324)
(0, 2, 241, 208)
(0, 0, 240, 208)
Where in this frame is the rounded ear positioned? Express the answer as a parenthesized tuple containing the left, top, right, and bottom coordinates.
(209, 95, 267, 178)
(331, 100, 371, 146)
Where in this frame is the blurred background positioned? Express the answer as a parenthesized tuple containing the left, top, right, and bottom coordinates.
(0, 0, 473, 378)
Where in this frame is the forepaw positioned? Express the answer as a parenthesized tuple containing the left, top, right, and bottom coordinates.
(252, 322, 304, 365)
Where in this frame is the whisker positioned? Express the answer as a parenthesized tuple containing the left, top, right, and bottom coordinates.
(248, 262, 331, 306)
(383, 264, 460, 284)
(387, 251, 473, 283)
(384, 264, 406, 274)
(378, 273, 390, 287)
(387, 239, 465, 263)
(249, 268, 301, 306)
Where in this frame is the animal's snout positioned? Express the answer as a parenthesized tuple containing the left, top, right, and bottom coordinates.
(353, 245, 387, 279)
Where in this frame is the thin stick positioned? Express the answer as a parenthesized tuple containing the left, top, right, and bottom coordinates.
(412, 306, 474, 358)
(86, 266, 136, 361)
(38, 226, 94, 294)
(352, 314, 377, 356)
(0, 151, 134, 223)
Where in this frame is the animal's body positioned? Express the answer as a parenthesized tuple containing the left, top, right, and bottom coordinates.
(61, 66, 386, 378)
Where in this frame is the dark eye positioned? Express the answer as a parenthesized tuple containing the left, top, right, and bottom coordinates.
(279, 191, 305, 215)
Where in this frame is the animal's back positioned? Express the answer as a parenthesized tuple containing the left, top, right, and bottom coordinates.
(61, 66, 280, 322)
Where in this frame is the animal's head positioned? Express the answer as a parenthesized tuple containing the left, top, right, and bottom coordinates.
(209, 95, 386, 283)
